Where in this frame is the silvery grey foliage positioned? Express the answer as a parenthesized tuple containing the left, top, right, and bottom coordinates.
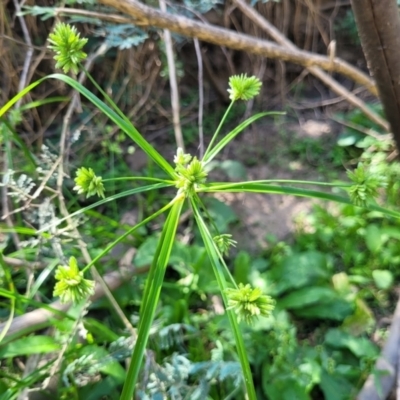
(155, 323, 196, 350)
(0, 170, 35, 203)
(183, 0, 222, 14)
(137, 354, 242, 400)
(94, 24, 149, 50)
(36, 145, 58, 180)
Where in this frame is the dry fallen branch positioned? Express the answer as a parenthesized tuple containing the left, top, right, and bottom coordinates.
(232, 0, 389, 132)
(96, 0, 377, 97)
(357, 292, 400, 400)
(0, 263, 148, 339)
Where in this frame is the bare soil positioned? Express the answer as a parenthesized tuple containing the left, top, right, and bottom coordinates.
(211, 117, 341, 252)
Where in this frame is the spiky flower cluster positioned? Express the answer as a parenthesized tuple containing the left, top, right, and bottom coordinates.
(48, 23, 88, 74)
(74, 167, 105, 199)
(225, 283, 275, 325)
(227, 74, 262, 101)
(174, 148, 207, 196)
(53, 257, 95, 304)
(347, 163, 386, 207)
(213, 234, 237, 256)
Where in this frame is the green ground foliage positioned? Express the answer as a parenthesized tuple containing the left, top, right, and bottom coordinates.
(1, 2, 400, 399)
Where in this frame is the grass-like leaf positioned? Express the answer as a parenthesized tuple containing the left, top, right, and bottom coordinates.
(120, 196, 184, 400)
(36, 183, 171, 234)
(0, 75, 176, 178)
(200, 181, 400, 219)
(191, 199, 256, 400)
(203, 112, 285, 163)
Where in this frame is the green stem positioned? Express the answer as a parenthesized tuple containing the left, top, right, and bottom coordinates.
(102, 176, 175, 185)
(203, 100, 235, 161)
(191, 202, 256, 399)
(203, 179, 352, 187)
(120, 196, 184, 400)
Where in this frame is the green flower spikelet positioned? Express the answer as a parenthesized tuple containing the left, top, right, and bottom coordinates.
(225, 283, 275, 325)
(227, 74, 262, 101)
(347, 163, 386, 207)
(213, 234, 237, 256)
(174, 148, 207, 196)
(48, 23, 88, 74)
(53, 257, 95, 304)
(74, 167, 105, 199)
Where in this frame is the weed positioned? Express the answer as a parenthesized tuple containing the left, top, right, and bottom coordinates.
(0, 23, 399, 400)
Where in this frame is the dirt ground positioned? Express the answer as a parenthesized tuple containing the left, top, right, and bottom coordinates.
(212, 117, 339, 252)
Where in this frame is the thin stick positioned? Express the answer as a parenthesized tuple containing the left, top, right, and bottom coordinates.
(159, 0, 185, 151)
(193, 38, 204, 158)
(2, 0, 35, 250)
(357, 291, 400, 400)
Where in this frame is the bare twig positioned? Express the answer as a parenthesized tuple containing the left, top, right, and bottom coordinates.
(193, 38, 204, 157)
(12, 0, 33, 108)
(96, 0, 377, 96)
(159, 0, 184, 150)
(0, 263, 148, 339)
(53, 7, 134, 24)
(232, 0, 389, 132)
(357, 291, 400, 400)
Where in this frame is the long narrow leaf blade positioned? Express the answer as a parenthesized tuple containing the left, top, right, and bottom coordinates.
(47, 74, 176, 178)
(191, 200, 256, 400)
(203, 112, 284, 163)
(199, 181, 400, 219)
(120, 196, 184, 400)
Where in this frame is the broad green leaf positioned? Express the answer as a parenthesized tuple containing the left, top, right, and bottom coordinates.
(263, 376, 311, 400)
(134, 236, 159, 267)
(372, 269, 393, 290)
(266, 251, 331, 295)
(293, 298, 353, 321)
(342, 298, 375, 336)
(220, 160, 247, 179)
(0, 336, 59, 358)
(325, 328, 379, 358)
(169, 242, 207, 276)
(320, 370, 354, 400)
(79, 376, 122, 400)
(205, 197, 237, 232)
(365, 224, 382, 253)
(278, 287, 338, 309)
(381, 226, 400, 240)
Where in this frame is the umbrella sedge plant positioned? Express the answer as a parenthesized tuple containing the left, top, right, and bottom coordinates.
(1, 23, 399, 400)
